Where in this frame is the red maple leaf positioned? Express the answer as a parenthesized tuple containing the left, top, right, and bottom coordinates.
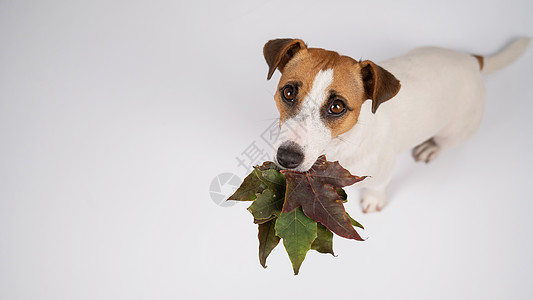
(281, 155, 366, 240)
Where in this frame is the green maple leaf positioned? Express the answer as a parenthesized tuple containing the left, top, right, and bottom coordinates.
(311, 223, 335, 255)
(246, 166, 286, 223)
(255, 168, 285, 194)
(248, 188, 283, 221)
(257, 218, 280, 268)
(275, 207, 317, 275)
(347, 212, 364, 229)
(227, 162, 280, 202)
(227, 170, 266, 201)
(281, 155, 366, 241)
(310, 213, 364, 256)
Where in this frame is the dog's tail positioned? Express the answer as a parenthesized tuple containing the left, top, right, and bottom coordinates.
(475, 37, 530, 74)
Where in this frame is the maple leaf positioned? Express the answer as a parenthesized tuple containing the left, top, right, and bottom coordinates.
(275, 207, 317, 275)
(247, 188, 283, 222)
(311, 223, 335, 255)
(347, 212, 364, 229)
(255, 168, 285, 191)
(281, 155, 366, 241)
(257, 218, 280, 268)
(246, 166, 286, 223)
(227, 170, 266, 201)
(227, 162, 280, 202)
(253, 168, 286, 205)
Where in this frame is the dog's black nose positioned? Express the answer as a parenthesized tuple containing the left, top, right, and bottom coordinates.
(276, 143, 304, 169)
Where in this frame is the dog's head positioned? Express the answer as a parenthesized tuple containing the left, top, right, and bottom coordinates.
(264, 38, 401, 171)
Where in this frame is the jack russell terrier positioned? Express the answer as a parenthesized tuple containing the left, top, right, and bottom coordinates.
(264, 37, 530, 213)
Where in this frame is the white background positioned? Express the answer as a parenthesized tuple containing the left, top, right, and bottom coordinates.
(1, 0, 533, 299)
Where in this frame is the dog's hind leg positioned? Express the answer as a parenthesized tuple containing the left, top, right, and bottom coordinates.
(413, 74, 486, 164)
(412, 138, 441, 163)
(411, 115, 481, 164)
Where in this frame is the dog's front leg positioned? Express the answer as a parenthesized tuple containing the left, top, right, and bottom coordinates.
(361, 187, 387, 213)
(358, 150, 396, 213)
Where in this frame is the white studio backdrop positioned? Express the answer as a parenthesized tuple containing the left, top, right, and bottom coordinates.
(1, 0, 532, 299)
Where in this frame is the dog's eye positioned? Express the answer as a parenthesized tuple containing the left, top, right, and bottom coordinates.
(329, 99, 346, 115)
(282, 85, 296, 102)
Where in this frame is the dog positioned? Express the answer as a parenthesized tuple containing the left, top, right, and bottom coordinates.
(264, 37, 530, 213)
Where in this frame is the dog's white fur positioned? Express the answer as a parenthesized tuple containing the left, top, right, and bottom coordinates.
(272, 38, 530, 212)
(274, 69, 334, 171)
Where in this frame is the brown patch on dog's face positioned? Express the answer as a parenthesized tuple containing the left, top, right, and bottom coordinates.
(322, 60, 366, 137)
(273, 48, 366, 137)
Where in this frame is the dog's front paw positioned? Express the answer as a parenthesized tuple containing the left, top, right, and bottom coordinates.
(361, 189, 387, 213)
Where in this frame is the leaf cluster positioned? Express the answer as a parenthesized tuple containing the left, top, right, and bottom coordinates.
(228, 156, 366, 275)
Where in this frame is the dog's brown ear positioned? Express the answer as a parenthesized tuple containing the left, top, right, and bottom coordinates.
(263, 39, 307, 80)
(360, 60, 401, 114)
